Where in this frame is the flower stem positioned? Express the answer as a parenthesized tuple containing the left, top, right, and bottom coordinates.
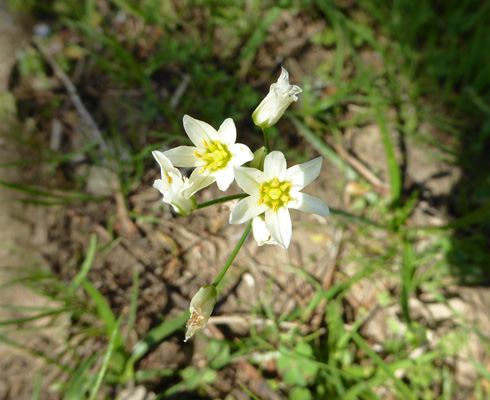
(212, 220, 252, 288)
(262, 127, 271, 153)
(197, 193, 249, 209)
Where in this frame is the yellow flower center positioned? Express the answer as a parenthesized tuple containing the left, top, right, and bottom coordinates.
(258, 177, 293, 213)
(195, 139, 232, 173)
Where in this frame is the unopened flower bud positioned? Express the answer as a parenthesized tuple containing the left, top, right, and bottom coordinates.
(252, 67, 302, 129)
(184, 285, 217, 342)
(250, 146, 267, 171)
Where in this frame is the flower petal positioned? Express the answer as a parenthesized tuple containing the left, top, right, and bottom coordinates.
(163, 146, 206, 168)
(165, 190, 197, 216)
(183, 115, 220, 147)
(230, 143, 253, 166)
(288, 192, 330, 216)
(286, 157, 323, 189)
(265, 207, 291, 249)
(233, 166, 263, 196)
(153, 178, 169, 195)
(218, 118, 236, 146)
(252, 216, 278, 246)
(152, 150, 182, 178)
(264, 151, 287, 181)
(229, 195, 268, 225)
(214, 164, 235, 192)
(182, 167, 216, 198)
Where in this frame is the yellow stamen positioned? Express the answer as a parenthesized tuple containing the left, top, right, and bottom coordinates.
(194, 151, 202, 158)
(199, 166, 207, 174)
(258, 198, 264, 206)
(202, 138, 208, 147)
(258, 178, 292, 213)
(166, 174, 172, 184)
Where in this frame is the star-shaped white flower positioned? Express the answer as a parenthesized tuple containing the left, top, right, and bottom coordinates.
(252, 67, 303, 129)
(152, 151, 197, 216)
(163, 115, 253, 196)
(230, 151, 329, 249)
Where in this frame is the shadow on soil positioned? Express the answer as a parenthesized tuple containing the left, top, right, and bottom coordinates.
(373, 0, 490, 284)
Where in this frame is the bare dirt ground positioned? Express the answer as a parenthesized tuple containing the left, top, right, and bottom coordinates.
(0, 1, 54, 398)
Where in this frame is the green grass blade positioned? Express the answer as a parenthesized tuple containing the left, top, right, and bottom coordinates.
(126, 271, 139, 343)
(373, 98, 402, 205)
(65, 354, 98, 400)
(238, 7, 281, 75)
(0, 179, 61, 198)
(129, 311, 189, 363)
(120, 311, 189, 383)
(69, 234, 97, 294)
(0, 333, 72, 373)
(350, 331, 417, 400)
(88, 316, 123, 400)
(0, 141, 98, 168)
(239, 384, 262, 400)
(291, 116, 357, 178)
(400, 240, 415, 325)
(470, 359, 490, 382)
(135, 368, 174, 382)
(0, 179, 97, 203)
(30, 373, 42, 400)
(0, 307, 73, 326)
(81, 280, 122, 348)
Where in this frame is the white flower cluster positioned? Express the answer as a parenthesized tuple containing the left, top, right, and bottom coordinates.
(152, 67, 329, 250)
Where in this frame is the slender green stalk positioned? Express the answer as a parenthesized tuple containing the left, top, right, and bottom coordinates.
(261, 127, 271, 153)
(212, 221, 252, 288)
(197, 193, 249, 209)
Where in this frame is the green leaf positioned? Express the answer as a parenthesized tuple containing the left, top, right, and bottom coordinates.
(290, 387, 312, 400)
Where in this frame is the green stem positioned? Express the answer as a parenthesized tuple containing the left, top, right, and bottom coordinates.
(212, 220, 252, 288)
(197, 193, 249, 209)
(262, 127, 271, 153)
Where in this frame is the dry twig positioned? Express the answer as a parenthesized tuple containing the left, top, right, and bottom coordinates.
(34, 38, 138, 237)
(329, 139, 390, 193)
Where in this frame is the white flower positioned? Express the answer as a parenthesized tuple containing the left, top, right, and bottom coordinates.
(184, 285, 217, 342)
(163, 115, 253, 196)
(152, 151, 197, 216)
(252, 216, 278, 246)
(252, 67, 303, 129)
(230, 151, 329, 249)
